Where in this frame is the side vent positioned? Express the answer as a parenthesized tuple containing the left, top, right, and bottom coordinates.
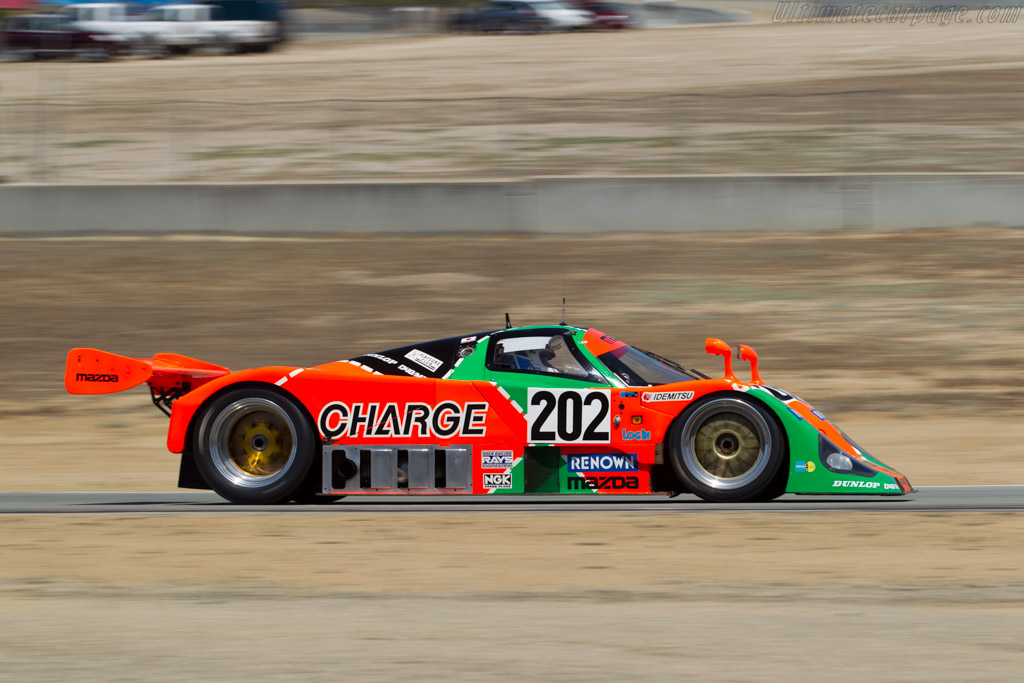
(322, 445, 474, 494)
(406, 447, 433, 490)
(368, 448, 396, 490)
(440, 447, 471, 490)
(330, 450, 358, 490)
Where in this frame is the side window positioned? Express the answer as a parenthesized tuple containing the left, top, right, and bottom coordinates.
(489, 333, 603, 382)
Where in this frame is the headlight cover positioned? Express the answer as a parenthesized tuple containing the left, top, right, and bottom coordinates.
(819, 433, 877, 477)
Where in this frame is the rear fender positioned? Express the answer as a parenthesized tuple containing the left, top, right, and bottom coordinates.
(166, 367, 303, 453)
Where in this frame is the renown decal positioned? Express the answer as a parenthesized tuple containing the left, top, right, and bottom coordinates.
(481, 450, 514, 469)
(319, 401, 488, 441)
(76, 373, 119, 383)
(567, 453, 638, 473)
(641, 391, 694, 402)
(567, 475, 639, 491)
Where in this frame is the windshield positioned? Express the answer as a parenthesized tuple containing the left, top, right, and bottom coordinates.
(597, 345, 707, 387)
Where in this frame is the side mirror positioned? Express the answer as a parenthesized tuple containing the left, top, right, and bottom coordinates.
(493, 342, 513, 368)
(736, 344, 763, 385)
(704, 338, 736, 381)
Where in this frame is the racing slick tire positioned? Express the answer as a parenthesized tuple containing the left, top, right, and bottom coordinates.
(194, 388, 316, 504)
(667, 394, 785, 503)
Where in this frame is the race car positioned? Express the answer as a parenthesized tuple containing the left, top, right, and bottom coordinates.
(64, 323, 912, 504)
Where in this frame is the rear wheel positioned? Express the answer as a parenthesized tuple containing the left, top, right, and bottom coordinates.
(195, 388, 316, 504)
(668, 395, 785, 502)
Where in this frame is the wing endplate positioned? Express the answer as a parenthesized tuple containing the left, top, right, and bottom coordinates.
(65, 348, 153, 394)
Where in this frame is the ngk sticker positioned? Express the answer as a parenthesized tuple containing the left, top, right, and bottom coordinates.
(483, 472, 513, 490)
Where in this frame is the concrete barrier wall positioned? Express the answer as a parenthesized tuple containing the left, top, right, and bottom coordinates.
(2, 175, 1023, 235)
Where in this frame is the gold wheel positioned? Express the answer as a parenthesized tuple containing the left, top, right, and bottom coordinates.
(678, 397, 775, 491)
(692, 412, 761, 480)
(225, 410, 294, 478)
(208, 397, 298, 488)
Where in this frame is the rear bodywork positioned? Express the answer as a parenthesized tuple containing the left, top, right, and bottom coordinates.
(65, 325, 912, 499)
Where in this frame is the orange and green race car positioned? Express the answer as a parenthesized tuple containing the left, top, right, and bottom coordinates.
(64, 323, 912, 504)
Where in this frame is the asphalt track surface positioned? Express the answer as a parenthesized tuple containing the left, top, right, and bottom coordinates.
(0, 486, 1021, 514)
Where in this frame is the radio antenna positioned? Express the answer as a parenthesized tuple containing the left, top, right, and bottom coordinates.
(505, 312, 512, 329)
(560, 270, 567, 325)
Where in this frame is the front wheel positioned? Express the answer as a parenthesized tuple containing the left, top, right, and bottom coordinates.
(194, 388, 316, 504)
(667, 395, 785, 502)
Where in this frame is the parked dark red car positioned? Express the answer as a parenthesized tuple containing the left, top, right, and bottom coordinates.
(1, 14, 125, 61)
(573, 0, 632, 29)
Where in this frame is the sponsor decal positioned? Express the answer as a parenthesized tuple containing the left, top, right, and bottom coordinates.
(75, 373, 119, 383)
(567, 453, 638, 473)
(460, 336, 477, 343)
(483, 472, 513, 490)
(366, 353, 398, 365)
(398, 364, 427, 378)
(795, 461, 816, 473)
(884, 483, 900, 491)
(832, 480, 880, 489)
(481, 450, 514, 469)
(619, 391, 638, 398)
(567, 475, 639, 491)
(318, 401, 488, 441)
(405, 349, 444, 373)
(622, 429, 650, 441)
(761, 385, 795, 402)
(641, 391, 695, 402)
(528, 388, 611, 444)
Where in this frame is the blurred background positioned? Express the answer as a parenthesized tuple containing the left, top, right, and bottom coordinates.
(3, 2, 1024, 680)
(2, 0, 1024, 182)
(1, 0, 1022, 415)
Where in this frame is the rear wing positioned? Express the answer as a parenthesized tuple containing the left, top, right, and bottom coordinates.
(65, 348, 230, 415)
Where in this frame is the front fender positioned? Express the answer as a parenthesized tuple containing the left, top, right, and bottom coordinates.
(744, 386, 913, 494)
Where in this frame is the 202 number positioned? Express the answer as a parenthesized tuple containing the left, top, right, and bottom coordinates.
(528, 389, 611, 443)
